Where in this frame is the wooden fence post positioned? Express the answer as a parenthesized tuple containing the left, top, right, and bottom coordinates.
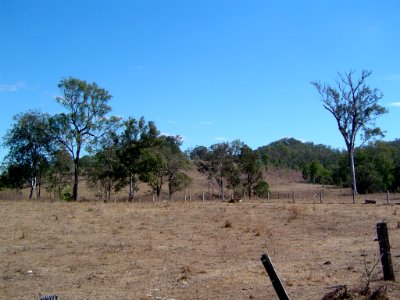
(260, 253, 290, 300)
(387, 190, 390, 204)
(319, 190, 322, 204)
(292, 191, 295, 203)
(376, 222, 395, 281)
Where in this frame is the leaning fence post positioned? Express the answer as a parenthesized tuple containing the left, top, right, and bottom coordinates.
(376, 222, 395, 281)
(260, 253, 290, 300)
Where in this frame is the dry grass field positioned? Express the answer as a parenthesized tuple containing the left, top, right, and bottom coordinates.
(2, 194, 400, 299)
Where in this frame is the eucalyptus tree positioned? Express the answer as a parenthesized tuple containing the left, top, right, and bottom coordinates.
(46, 149, 73, 200)
(162, 136, 191, 200)
(84, 127, 123, 202)
(51, 77, 116, 201)
(3, 110, 54, 198)
(139, 135, 190, 200)
(237, 144, 263, 198)
(312, 70, 388, 196)
(197, 142, 238, 201)
(117, 117, 159, 201)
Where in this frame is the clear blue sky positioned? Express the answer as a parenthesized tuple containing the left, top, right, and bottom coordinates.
(1, 0, 399, 161)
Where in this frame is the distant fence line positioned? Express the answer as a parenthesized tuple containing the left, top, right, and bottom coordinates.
(1, 188, 399, 205)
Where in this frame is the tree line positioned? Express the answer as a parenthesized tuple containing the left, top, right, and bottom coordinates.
(0, 77, 266, 201)
(0, 70, 395, 199)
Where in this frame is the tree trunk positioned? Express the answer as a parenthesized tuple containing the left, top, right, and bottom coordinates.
(157, 185, 161, 199)
(221, 180, 224, 201)
(156, 176, 163, 200)
(247, 174, 252, 199)
(29, 176, 36, 199)
(169, 184, 173, 200)
(73, 144, 82, 201)
(349, 148, 358, 197)
(73, 158, 79, 201)
(107, 178, 111, 202)
(37, 177, 41, 199)
(129, 174, 135, 202)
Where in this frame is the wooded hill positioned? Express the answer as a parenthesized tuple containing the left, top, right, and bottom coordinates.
(257, 138, 400, 194)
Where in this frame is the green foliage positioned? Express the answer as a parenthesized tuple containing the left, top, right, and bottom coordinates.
(330, 152, 351, 188)
(356, 142, 395, 193)
(3, 110, 55, 198)
(302, 161, 332, 184)
(196, 142, 237, 200)
(189, 145, 208, 160)
(85, 147, 123, 201)
(195, 141, 264, 199)
(257, 138, 341, 171)
(254, 180, 269, 198)
(168, 172, 193, 199)
(238, 144, 263, 198)
(139, 135, 191, 199)
(46, 149, 73, 199)
(0, 163, 29, 191)
(60, 186, 73, 201)
(116, 117, 159, 200)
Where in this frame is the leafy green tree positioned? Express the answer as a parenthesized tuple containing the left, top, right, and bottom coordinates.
(312, 70, 388, 196)
(46, 149, 73, 199)
(51, 77, 115, 201)
(117, 117, 159, 201)
(356, 142, 394, 193)
(139, 135, 191, 200)
(86, 152, 121, 201)
(139, 147, 166, 199)
(189, 145, 208, 160)
(331, 152, 351, 188)
(0, 163, 29, 192)
(238, 144, 263, 198)
(196, 142, 237, 200)
(3, 110, 54, 198)
(162, 136, 191, 200)
(254, 180, 269, 198)
(302, 161, 332, 184)
(356, 149, 383, 193)
(82, 127, 124, 202)
(168, 171, 192, 200)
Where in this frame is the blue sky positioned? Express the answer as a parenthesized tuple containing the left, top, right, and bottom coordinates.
(1, 0, 399, 161)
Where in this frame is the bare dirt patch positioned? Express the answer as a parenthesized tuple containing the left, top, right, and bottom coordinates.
(1, 199, 400, 299)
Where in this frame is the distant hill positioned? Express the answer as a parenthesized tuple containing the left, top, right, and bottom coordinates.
(256, 138, 343, 170)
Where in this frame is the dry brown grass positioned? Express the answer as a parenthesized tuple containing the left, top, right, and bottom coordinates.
(1, 197, 400, 299)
